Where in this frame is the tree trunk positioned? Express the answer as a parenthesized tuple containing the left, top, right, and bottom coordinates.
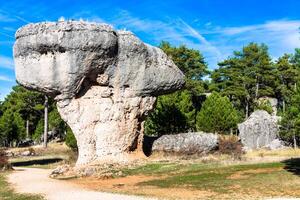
(293, 131, 297, 149)
(26, 119, 29, 138)
(255, 76, 259, 101)
(245, 101, 249, 119)
(43, 95, 49, 148)
(282, 100, 285, 113)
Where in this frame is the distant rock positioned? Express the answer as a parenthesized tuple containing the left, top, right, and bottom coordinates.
(264, 139, 285, 150)
(20, 150, 31, 156)
(238, 110, 282, 150)
(152, 132, 218, 155)
(257, 97, 278, 116)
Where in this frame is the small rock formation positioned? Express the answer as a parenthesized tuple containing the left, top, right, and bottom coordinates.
(257, 97, 278, 116)
(264, 139, 285, 150)
(152, 132, 218, 155)
(238, 110, 280, 150)
(14, 21, 185, 165)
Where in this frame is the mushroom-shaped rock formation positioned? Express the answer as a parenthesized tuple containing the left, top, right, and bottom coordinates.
(14, 21, 185, 165)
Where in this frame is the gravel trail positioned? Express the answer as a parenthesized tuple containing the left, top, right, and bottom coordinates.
(8, 167, 154, 200)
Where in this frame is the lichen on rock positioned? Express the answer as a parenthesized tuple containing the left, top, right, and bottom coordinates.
(14, 21, 185, 165)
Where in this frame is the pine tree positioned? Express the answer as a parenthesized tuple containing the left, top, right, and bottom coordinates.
(275, 54, 299, 113)
(280, 83, 300, 147)
(196, 92, 240, 133)
(210, 43, 276, 118)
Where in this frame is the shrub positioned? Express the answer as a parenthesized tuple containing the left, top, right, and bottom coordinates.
(218, 135, 243, 160)
(0, 148, 11, 171)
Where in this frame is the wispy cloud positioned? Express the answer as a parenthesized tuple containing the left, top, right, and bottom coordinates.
(0, 56, 14, 70)
(108, 10, 222, 67)
(0, 75, 13, 82)
(0, 13, 17, 22)
(0, 9, 31, 24)
(201, 19, 300, 61)
(77, 10, 300, 69)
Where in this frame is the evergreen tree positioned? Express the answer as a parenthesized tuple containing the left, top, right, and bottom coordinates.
(196, 92, 240, 133)
(210, 43, 276, 118)
(280, 83, 300, 147)
(145, 42, 209, 136)
(145, 90, 194, 136)
(275, 54, 299, 113)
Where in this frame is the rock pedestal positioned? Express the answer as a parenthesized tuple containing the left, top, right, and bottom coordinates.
(14, 21, 185, 165)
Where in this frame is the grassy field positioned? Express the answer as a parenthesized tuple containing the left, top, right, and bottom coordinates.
(71, 149, 300, 200)
(0, 172, 43, 200)
(4, 143, 300, 200)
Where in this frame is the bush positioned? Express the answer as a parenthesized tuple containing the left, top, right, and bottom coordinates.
(65, 127, 77, 151)
(218, 135, 243, 160)
(0, 148, 11, 171)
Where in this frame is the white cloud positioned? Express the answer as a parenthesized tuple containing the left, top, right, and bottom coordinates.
(0, 56, 14, 70)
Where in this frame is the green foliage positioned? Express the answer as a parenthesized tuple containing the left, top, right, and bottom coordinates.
(33, 119, 44, 140)
(145, 90, 195, 136)
(145, 42, 209, 136)
(65, 127, 77, 150)
(280, 84, 300, 146)
(159, 41, 209, 81)
(210, 43, 276, 117)
(196, 92, 240, 133)
(0, 109, 26, 146)
(0, 85, 45, 146)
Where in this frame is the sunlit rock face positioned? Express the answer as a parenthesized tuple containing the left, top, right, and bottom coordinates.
(238, 110, 279, 150)
(14, 21, 185, 165)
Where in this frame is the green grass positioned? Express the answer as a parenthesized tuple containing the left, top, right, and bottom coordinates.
(119, 159, 300, 199)
(0, 172, 44, 200)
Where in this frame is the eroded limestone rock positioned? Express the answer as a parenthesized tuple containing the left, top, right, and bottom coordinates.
(14, 21, 185, 165)
(238, 110, 280, 150)
(152, 132, 218, 155)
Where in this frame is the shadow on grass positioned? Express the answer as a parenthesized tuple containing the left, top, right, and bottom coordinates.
(11, 158, 63, 167)
(282, 158, 300, 176)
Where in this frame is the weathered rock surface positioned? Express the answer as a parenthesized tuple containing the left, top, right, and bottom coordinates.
(238, 110, 280, 150)
(257, 97, 278, 116)
(264, 139, 285, 150)
(152, 132, 218, 155)
(14, 21, 185, 165)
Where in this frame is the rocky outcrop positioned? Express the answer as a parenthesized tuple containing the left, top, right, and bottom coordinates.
(14, 21, 185, 165)
(238, 110, 280, 150)
(152, 132, 218, 155)
(257, 97, 278, 116)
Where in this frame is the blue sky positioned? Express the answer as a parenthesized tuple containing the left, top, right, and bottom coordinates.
(1, 0, 300, 100)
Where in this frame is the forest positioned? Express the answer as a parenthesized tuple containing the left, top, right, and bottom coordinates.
(1, 41, 300, 148)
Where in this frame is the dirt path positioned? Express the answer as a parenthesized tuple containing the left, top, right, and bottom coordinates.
(8, 167, 155, 200)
